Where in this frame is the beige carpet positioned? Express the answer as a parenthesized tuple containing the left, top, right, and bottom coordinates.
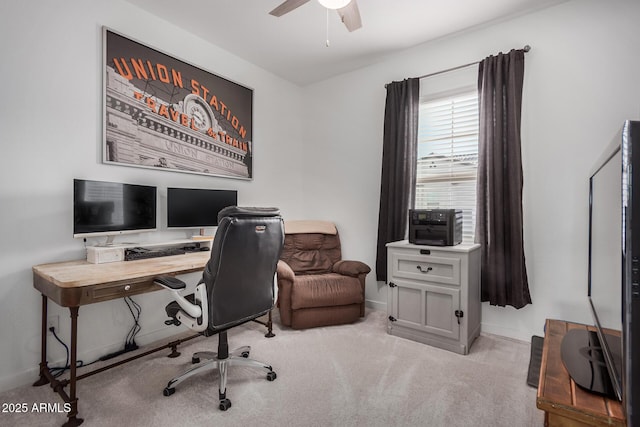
(0, 310, 543, 426)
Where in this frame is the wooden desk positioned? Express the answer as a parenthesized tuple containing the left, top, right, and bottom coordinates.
(34, 251, 211, 307)
(32, 252, 274, 427)
(536, 319, 625, 427)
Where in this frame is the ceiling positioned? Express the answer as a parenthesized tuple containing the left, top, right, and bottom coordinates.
(124, 0, 567, 86)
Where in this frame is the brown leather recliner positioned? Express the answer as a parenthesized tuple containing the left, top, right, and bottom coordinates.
(276, 220, 371, 329)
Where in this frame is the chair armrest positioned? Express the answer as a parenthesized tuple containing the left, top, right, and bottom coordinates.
(276, 260, 295, 282)
(332, 260, 371, 277)
(154, 275, 187, 291)
(154, 275, 201, 319)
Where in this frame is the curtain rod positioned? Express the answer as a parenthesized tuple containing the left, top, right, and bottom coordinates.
(386, 45, 531, 87)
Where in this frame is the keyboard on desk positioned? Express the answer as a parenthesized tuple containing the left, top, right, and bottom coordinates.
(124, 247, 186, 261)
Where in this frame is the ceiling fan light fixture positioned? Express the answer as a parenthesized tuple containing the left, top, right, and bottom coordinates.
(318, 0, 351, 10)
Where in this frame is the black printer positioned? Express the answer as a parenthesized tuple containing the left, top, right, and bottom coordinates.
(408, 209, 463, 246)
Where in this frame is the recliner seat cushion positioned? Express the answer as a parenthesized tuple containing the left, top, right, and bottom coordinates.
(290, 273, 363, 310)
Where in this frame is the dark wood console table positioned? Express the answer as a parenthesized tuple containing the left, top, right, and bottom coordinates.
(32, 252, 274, 426)
(536, 319, 625, 427)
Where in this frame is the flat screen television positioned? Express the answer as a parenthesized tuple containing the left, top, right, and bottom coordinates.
(73, 179, 157, 243)
(166, 188, 237, 232)
(561, 120, 640, 426)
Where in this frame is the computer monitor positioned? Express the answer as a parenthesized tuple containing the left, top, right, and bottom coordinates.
(561, 121, 640, 426)
(73, 179, 157, 244)
(167, 187, 237, 232)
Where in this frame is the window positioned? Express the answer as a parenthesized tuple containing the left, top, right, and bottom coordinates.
(416, 90, 479, 242)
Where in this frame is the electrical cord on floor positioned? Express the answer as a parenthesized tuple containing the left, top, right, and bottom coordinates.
(48, 327, 99, 379)
(98, 296, 142, 360)
(48, 296, 143, 368)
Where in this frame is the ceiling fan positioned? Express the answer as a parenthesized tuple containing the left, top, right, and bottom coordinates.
(269, 0, 362, 32)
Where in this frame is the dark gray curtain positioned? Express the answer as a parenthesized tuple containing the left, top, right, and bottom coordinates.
(475, 49, 531, 309)
(375, 78, 419, 281)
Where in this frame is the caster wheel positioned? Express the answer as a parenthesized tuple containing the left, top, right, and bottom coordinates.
(192, 356, 200, 364)
(219, 398, 232, 411)
(241, 351, 250, 358)
(163, 387, 175, 397)
(266, 371, 277, 381)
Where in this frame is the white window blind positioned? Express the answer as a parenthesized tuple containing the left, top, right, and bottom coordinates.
(416, 91, 479, 242)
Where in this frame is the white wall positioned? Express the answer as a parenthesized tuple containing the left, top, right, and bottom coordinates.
(300, 0, 640, 340)
(0, 0, 304, 391)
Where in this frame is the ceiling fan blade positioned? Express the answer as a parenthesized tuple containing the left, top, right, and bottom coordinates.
(269, 0, 312, 17)
(337, 0, 362, 32)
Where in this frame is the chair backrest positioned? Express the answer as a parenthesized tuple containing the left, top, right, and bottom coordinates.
(280, 220, 342, 275)
(201, 206, 284, 331)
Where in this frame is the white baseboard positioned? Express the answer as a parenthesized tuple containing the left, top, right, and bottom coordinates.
(365, 299, 386, 312)
(0, 366, 41, 394)
(480, 321, 531, 342)
(0, 326, 187, 393)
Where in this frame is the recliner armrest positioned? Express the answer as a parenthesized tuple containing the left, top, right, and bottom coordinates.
(332, 260, 371, 277)
(276, 260, 295, 282)
(154, 275, 187, 291)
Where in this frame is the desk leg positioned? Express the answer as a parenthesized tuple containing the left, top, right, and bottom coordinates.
(265, 310, 275, 338)
(64, 306, 83, 427)
(33, 295, 49, 387)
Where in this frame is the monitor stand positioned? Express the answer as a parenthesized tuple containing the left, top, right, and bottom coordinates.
(94, 235, 117, 247)
(560, 328, 622, 399)
(192, 228, 213, 240)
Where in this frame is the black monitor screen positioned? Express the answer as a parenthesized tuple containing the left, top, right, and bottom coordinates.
(589, 148, 623, 330)
(588, 145, 623, 398)
(73, 179, 157, 237)
(167, 188, 237, 228)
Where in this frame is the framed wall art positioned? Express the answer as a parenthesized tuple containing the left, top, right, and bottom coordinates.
(103, 27, 253, 179)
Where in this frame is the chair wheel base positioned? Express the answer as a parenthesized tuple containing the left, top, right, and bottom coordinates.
(266, 371, 277, 381)
(163, 387, 175, 397)
(219, 398, 232, 411)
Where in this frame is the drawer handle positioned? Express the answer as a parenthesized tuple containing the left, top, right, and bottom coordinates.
(417, 265, 433, 273)
(124, 285, 131, 291)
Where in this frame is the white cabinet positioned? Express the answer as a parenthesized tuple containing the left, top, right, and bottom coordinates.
(386, 240, 481, 355)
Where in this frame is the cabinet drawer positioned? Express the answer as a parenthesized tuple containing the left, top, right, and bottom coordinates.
(390, 253, 460, 286)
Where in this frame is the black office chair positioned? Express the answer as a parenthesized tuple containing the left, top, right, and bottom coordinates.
(154, 206, 284, 411)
